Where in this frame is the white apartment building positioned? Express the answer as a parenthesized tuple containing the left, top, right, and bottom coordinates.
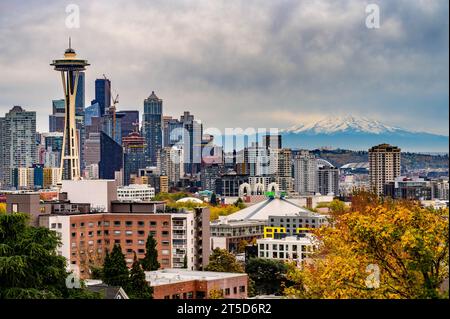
(257, 235, 318, 264)
(117, 184, 155, 202)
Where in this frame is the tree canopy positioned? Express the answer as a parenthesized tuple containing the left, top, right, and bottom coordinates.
(284, 193, 449, 299)
(0, 213, 99, 299)
(246, 258, 289, 296)
(205, 248, 244, 273)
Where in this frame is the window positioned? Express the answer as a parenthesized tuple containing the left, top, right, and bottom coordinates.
(162, 259, 170, 265)
(150, 231, 157, 236)
(126, 249, 133, 253)
(51, 223, 56, 229)
(114, 221, 121, 226)
(162, 250, 169, 255)
(162, 231, 169, 237)
(126, 221, 133, 226)
(138, 249, 145, 254)
(57, 223, 62, 229)
(104, 221, 110, 227)
(138, 240, 145, 245)
(138, 230, 145, 236)
(233, 287, 237, 294)
(150, 221, 157, 227)
(71, 232, 76, 237)
(292, 245, 297, 251)
(163, 221, 169, 227)
(272, 244, 277, 250)
(97, 221, 102, 226)
(259, 244, 264, 250)
(138, 221, 144, 226)
(162, 241, 169, 246)
(260, 252, 264, 257)
(224, 288, 230, 296)
(126, 239, 133, 245)
(114, 230, 121, 235)
(279, 252, 284, 258)
(239, 286, 246, 293)
(125, 230, 133, 236)
(97, 230, 102, 235)
(273, 252, 278, 258)
(80, 222, 85, 227)
(71, 223, 76, 228)
(114, 239, 121, 244)
(88, 222, 94, 227)
(279, 244, 284, 251)
(97, 239, 102, 244)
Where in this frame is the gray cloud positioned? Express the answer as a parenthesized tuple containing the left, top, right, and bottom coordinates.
(0, 0, 448, 135)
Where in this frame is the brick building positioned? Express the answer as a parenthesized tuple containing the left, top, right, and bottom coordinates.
(145, 269, 248, 299)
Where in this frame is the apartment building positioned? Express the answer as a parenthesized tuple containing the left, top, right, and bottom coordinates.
(369, 143, 401, 195)
(39, 212, 173, 278)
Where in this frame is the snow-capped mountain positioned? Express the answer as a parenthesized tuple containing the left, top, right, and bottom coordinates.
(283, 115, 404, 135)
(281, 115, 448, 152)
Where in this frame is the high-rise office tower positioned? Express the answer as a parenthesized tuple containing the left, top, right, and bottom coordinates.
(158, 146, 184, 186)
(94, 78, 111, 117)
(116, 110, 139, 140)
(293, 150, 317, 195)
(99, 132, 123, 179)
(0, 106, 37, 188)
(180, 111, 203, 175)
(369, 143, 401, 195)
(142, 91, 163, 166)
(49, 99, 65, 132)
(122, 130, 146, 185)
(50, 40, 89, 181)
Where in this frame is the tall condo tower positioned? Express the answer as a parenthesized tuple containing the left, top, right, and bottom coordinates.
(51, 39, 90, 181)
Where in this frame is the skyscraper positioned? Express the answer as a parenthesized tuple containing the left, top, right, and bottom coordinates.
(143, 91, 163, 166)
(180, 111, 203, 175)
(0, 106, 37, 188)
(94, 78, 111, 117)
(49, 99, 65, 132)
(116, 110, 139, 140)
(122, 130, 146, 185)
(316, 160, 339, 196)
(369, 143, 401, 195)
(293, 150, 317, 195)
(99, 131, 123, 179)
(50, 40, 89, 181)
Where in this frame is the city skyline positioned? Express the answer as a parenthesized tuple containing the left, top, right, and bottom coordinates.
(0, 0, 448, 136)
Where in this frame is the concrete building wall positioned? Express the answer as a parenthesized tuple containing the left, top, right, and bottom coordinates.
(61, 179, 117, 212)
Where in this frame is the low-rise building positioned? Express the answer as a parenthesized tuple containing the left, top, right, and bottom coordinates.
(117, 184, 155, 202)
(210, 218, 265, 252)
(257, 235, 318, 264)
(145, 269, 248, 299)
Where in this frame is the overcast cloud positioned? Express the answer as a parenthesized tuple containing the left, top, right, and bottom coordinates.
(0, 0, 448, 135)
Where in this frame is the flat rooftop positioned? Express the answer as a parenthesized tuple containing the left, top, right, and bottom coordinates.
(144, 269, 247, 286)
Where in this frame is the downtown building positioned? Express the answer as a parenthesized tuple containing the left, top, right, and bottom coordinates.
(142, 91, 163, 166)
(293, 150, 317, 195)
(369, 143, 401, 195)
(0, 106, 37, 189)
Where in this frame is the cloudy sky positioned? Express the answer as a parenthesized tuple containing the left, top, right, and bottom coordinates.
(0, 0, 448, 135)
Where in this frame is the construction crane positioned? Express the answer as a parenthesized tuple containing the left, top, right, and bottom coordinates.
(103, 74, 119, 141)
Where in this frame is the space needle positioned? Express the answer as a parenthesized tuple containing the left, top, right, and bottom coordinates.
(51, 38, 89, 181)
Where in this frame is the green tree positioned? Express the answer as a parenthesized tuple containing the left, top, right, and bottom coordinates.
(0, 213, 99, 299)
(245, 258, 288, 295)
(183, 254, 188, 269)
(233, 198, 246, 209)
(210, 193, 218, 206)
(205, 248, 244, 273)
(128, 253, 153, 299)
(141, 234, 160, 271)
(102, 244, 129, 288)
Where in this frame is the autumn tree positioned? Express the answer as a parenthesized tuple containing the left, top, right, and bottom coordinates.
(284, 195, 449, 299)
(205, 248, 244, 273)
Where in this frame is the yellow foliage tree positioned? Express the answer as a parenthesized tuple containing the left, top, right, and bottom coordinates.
(284, 194, 449, 299)
(0, 203, 6, 214)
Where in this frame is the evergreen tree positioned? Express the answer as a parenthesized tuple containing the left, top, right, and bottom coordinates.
(183, 254, 188, 269)
(141, 234, 160, 271)
(0, 213, 100, 298)
(102, 244, 129, 288)
(210, 193, 218, 206)
(129, 253, 153, 299)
